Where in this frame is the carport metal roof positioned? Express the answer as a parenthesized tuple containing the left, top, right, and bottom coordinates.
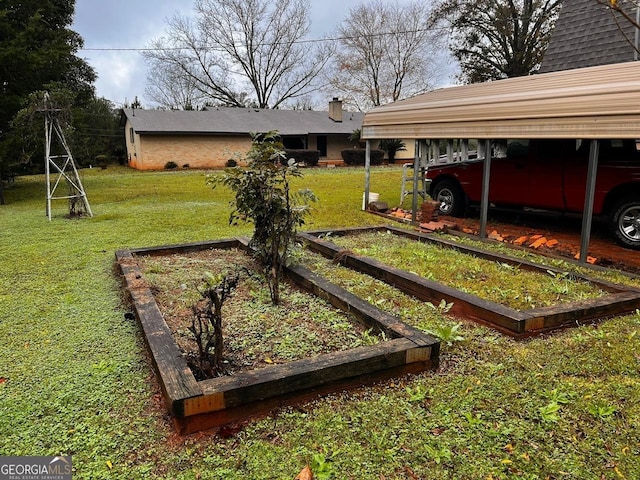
(360, 62, 640, 263)
(361, 62, 640, 140)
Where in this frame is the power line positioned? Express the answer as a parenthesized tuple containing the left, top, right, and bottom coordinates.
(79, 27, 448, 53)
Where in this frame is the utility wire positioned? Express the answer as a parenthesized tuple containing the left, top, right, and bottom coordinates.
(79, 27, 449, 52)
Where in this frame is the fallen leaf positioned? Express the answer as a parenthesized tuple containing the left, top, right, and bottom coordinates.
(294, 465, 313, 480)
(0, 378, 6, 385)
(504, 443, 515, 453)
(264, 357, 273, 364)
(106, 460, 113, 470)
(404, 466, 419, 480)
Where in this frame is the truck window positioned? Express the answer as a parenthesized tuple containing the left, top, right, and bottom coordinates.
(506, 139, 529, 158)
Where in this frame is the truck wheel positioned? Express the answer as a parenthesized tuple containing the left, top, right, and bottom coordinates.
(610, 197, 640, 249)
(432, 180, 466, 217)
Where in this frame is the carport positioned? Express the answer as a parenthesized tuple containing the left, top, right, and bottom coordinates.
(361, 61, 640, 262)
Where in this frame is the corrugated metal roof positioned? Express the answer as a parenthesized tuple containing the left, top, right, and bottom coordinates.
(361, 62, 640, 140)
(122, 106, 364, 136)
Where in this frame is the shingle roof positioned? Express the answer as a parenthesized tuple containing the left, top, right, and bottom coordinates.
(540, 0, 637, 73)
(121, 107, 365, 136)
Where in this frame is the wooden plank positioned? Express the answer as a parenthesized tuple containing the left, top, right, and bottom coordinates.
(192, 338, 432, 412)
(116, 249, 203, 410)
(523, 291, 640, 331)
(285, 264, 438, 347)
(176, 360, 434, 434)
(128, 238, 241, 257)
(301, 233, 525, 334)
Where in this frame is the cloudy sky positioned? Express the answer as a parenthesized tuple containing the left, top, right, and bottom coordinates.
(72, 0, 455, 107)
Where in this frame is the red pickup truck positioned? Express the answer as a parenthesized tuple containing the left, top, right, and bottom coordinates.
(425, 139, 640, 249)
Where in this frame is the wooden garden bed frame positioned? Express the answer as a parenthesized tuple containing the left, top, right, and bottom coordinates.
(298, 226, 640, 337)
(115, 237, 439, 434)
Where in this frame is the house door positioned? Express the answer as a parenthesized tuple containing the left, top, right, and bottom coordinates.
(317, 136, 327, 157)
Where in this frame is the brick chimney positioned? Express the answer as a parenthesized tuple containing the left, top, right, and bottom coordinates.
(328, 97, 343, 122)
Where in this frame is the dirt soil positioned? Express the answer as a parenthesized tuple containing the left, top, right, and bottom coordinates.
(135, 249, 377, 380)
(388, 208, 640, 275)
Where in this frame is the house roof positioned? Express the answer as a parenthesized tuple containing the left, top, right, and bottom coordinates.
(121, 107, 365, 136)
(539, 0, 637, 73)
(361, 61, 640, 140)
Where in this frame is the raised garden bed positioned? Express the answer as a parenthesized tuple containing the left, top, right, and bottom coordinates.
(116, 237, 439, 434)
(298, 226, 640, 337)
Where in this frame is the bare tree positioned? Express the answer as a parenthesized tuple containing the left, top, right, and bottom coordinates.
(435, 0, 562, 83)
(145, 61, 206, 110)
(326, 0, 445, 110)
(143, 0, 333, 109)
(597, 0, 640, 55)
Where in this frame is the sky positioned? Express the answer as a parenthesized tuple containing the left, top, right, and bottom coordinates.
(72, 0, 455, 108)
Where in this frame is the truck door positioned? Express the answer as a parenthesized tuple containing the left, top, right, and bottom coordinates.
(525, 139, 569, 209)
(486, 140, 532, 206)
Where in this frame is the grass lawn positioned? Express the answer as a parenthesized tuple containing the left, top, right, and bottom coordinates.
(1, 166, 639, 479)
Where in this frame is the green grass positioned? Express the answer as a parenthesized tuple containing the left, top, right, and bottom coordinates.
(1, 166, 639, 479)
(326, 230, 606, 310)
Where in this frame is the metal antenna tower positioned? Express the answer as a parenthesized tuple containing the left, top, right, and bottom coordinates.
(43, 92, 92, 220)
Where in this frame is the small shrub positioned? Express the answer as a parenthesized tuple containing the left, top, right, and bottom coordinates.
(340, 149, 384, 166)
(378, 139, 407, 163)
(164, 161, 178, 170)
(189, 271, 241, 378)
(225, 158, 238, 168)
(283, 149, 320, 167)
(207, 131, 316, 305)
(95, 154, 109, 170)
(182, 164, 190, 169)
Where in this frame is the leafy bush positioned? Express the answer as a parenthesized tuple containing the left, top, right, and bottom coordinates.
(95, 154, 109, 169)
(164, 161, 178, 170)
(283, 149, 320, 167)
(225, 158, 238, 167)
(208, 131, 316, 304)
(341, 149, 384, 166)
(378, 139, 407, 163)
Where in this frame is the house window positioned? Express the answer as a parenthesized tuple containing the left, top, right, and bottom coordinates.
(317, 136, 327, 157)
(129, 127, 135, 144)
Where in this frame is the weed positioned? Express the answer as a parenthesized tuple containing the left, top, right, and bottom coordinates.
(406, 384, 431, 403)
(538, 402, 561, 423)
(310, 452, 335, 480)
(427, 323, 464, 346)
(588, 402, 617, 420)
(462, 411, 484, 427)
(425, 298, 454, 314)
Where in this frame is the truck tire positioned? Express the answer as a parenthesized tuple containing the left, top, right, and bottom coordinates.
(432, 180, 466, 217)
(610, 197, 640, 249)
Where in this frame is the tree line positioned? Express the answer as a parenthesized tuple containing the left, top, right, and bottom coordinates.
(3, 0, 636, 200)
(0, 0, 125, 203)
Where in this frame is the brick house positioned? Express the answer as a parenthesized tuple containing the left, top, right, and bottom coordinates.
(121, 99, 368, 170)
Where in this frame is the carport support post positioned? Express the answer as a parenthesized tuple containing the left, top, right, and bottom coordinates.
(364, 140, 371, 210)
(479, 139, 492, 239)
(579, 140, 599, 263)
(411, 140, 421, 223)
